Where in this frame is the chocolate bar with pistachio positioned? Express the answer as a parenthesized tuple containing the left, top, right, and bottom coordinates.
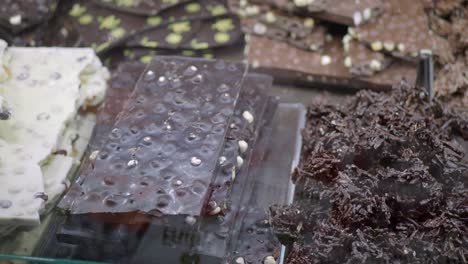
(68, 0, 232, 53)
(125, 15, 243, 51)
(92, 0, 191, 16)
(59, 56, 246, 216)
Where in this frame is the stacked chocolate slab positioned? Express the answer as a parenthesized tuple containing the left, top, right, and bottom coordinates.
(234, 0, 455, 91)
(0, 0, 244, 68)
(34, 56, 282, 263)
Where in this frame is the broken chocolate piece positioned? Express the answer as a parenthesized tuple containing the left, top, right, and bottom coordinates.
(344, 37, 392, 77)
(241, 16, 326, 52)
(247, 35, 417, 90)
(60, 56, 246, 216)
(204, 73, 272, 216)
(355, 0, 454, 63)
(250, 0, 384, 26)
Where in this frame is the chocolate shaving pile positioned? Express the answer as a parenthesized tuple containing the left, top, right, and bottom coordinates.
(271, 81, 468, 263)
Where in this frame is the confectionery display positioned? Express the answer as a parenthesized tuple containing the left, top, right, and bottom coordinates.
(0, 0, 466, 264)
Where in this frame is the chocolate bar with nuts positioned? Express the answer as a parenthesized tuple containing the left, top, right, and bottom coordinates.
(354, 0, 454, 63)
(204, 73, 273, 216)
(247, 35, 417, 91)
(59, 56, 246, 216)
(92, 0, 190, 16)
(125, 15, 243, 51)
(249, 0, 383, 26)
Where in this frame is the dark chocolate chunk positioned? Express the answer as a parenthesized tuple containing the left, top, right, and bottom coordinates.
(0, 0, 58, 33)
(4, 0, 81, 47)
(60, 56, 246, 216)
(247, 34, 417, 90)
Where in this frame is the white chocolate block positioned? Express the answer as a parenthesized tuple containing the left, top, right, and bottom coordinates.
(0, 140, 45, 227)
(0, 43, 107, 232)
(0, 46, 108, 164)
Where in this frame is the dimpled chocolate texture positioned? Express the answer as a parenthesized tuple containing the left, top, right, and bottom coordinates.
(60, 56, 246, 216)
(205, 73, 272, 215)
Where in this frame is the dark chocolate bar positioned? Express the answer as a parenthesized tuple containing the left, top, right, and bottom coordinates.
(203, 74, 272, 216)
(59, 56, 246, 216)
(125, 15, 243, 50)
(355, 0, 454, 63)
(67, 0, 231, 53)
(93, 0, 190, 16)
(0, 0, 58, 33)
(232, 207, 281, 264)
(247, 35, 417, 90)
(91, 62, 146, 149)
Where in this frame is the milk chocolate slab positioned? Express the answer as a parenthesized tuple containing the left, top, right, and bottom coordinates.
(125, 16, 243, 50)
(93, 0, 191, 16)
(60, 56, 246, 216)
(247, 35, 417, 90)
(0, 0, 58, 33)
(344, 37, 391, 77)
(241, 17, 326, 52)
(250, 0, 383, 26)
(355, 0, 454, 63)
